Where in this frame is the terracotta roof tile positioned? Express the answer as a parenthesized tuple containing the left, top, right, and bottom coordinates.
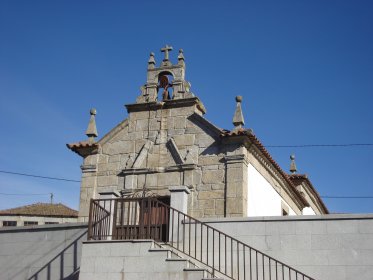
(66, 141, 98, 149)
(0, 203, 78, 218)
(221, 128, 309, 207)
(66, 140, 99, 157)
(288, 174, 329, 214)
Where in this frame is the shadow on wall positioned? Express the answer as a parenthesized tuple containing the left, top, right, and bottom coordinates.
(27, 230, 87, 280)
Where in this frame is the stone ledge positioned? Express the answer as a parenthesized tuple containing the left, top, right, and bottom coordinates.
(125, 97, 206, 114)
(0, 222, 88, 233)
(169, 186, 191, 194)
(121, 164, 197, 175)
(83, 239, 154, 244)
(81, 164, 97, 173)
(199, 213, 373, 223)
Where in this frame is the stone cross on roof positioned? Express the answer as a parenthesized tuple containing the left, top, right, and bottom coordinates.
(161, 45, 173, 61)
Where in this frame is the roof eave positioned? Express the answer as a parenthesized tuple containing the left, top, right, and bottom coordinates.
(221, 132, 309, 210)
(0, 213, 78, 218)
(289, 174, 329, 214)
(66, 143, 99, 157)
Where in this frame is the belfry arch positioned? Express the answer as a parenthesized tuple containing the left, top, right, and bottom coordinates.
(157, 71, 174, 101)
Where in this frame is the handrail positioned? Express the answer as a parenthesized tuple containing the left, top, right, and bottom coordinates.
(88, 197, 316, 280)
(88, 199, 111, 240)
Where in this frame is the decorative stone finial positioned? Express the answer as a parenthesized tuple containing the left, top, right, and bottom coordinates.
(290, 154, 297, 174)
(233, 95, 245, 129)
(86, 108, 98, 142)
(148, 52, 156, 69)
(178, 49, 185, 65)
(178, 49, 184, 57)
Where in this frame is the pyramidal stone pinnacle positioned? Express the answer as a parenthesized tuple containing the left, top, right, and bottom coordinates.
(148, 52, 156, 69)
(86, 108, 98, 142)
(233, 95, 245, 129)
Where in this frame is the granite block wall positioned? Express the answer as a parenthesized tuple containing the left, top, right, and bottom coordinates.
(200, 214, 373, 280)
(0, 223, 87, 280)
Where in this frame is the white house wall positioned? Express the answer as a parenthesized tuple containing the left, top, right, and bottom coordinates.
(0, 215, 78, 227)
(247, 163, 296, 216)
(302, 206, 316, 215)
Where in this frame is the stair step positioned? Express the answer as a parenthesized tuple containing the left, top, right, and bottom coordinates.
(166, 258, 188, 262)
(183, 267, 208, 279)
(149, 248, 171, 252)
(184, 268, 206, 272)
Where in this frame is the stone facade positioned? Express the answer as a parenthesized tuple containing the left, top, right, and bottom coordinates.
(68, 46, 327, 222)
(0, 223, 86, 280)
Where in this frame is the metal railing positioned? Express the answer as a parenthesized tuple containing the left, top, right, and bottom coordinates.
(88, 197, 315, 280)
(88, 199, 111, 240)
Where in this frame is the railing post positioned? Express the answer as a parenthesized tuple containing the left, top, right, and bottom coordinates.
(99, 191, 120, 240)
(168, 186, 191, 246)
(169, 186, 190, 213)
(87, 199, 94, 240)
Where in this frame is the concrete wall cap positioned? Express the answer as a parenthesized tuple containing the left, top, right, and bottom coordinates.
(169, 186, 191, 194)
(98, 190, 120, 197)
(0, 222, 87, 233)
(199, 213, 373, 223)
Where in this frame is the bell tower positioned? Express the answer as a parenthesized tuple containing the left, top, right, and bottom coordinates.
(135, 45, 196, 104)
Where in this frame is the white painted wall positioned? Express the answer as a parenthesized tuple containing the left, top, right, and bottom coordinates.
(0, 215, 78, 227)
(247, 164, 296, 216)
(302, 206, 316, 215)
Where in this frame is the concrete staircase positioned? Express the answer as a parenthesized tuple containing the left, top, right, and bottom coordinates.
(79, 240, 225, 280)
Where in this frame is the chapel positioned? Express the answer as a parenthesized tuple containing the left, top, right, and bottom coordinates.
(67, 45, 328, 222)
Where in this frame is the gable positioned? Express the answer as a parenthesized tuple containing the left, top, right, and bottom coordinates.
(98, 119, 129, 146)
(96, 110, 222, 170)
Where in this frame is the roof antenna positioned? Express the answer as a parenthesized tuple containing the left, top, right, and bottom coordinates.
(290, 154, 297, 174)
(50, 193, 54, 204)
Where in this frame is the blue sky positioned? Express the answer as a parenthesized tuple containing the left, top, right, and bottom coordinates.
(0, 0, 372, 213)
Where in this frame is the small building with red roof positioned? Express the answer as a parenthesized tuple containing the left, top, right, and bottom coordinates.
(0, 203, 78, 227)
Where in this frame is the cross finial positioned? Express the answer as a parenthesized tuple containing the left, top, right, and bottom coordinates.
(161, 45, 173, 61)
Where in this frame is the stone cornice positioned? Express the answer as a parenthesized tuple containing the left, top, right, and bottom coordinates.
(147, 64, 183, 72)
(290, 174, 329, 214)
(298, 181, 328, 214)
(98, 119, 129, 146)
(125, 102, 161, 113)
(224, 154, 249, 165)
(221, 135, 248, 145)
(188, 113, 223, 138)
(120, 164, 197, 176)
(125, 97, 206, 114)
(81, 164, 97, 173)
(169, 186, 191, 194)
